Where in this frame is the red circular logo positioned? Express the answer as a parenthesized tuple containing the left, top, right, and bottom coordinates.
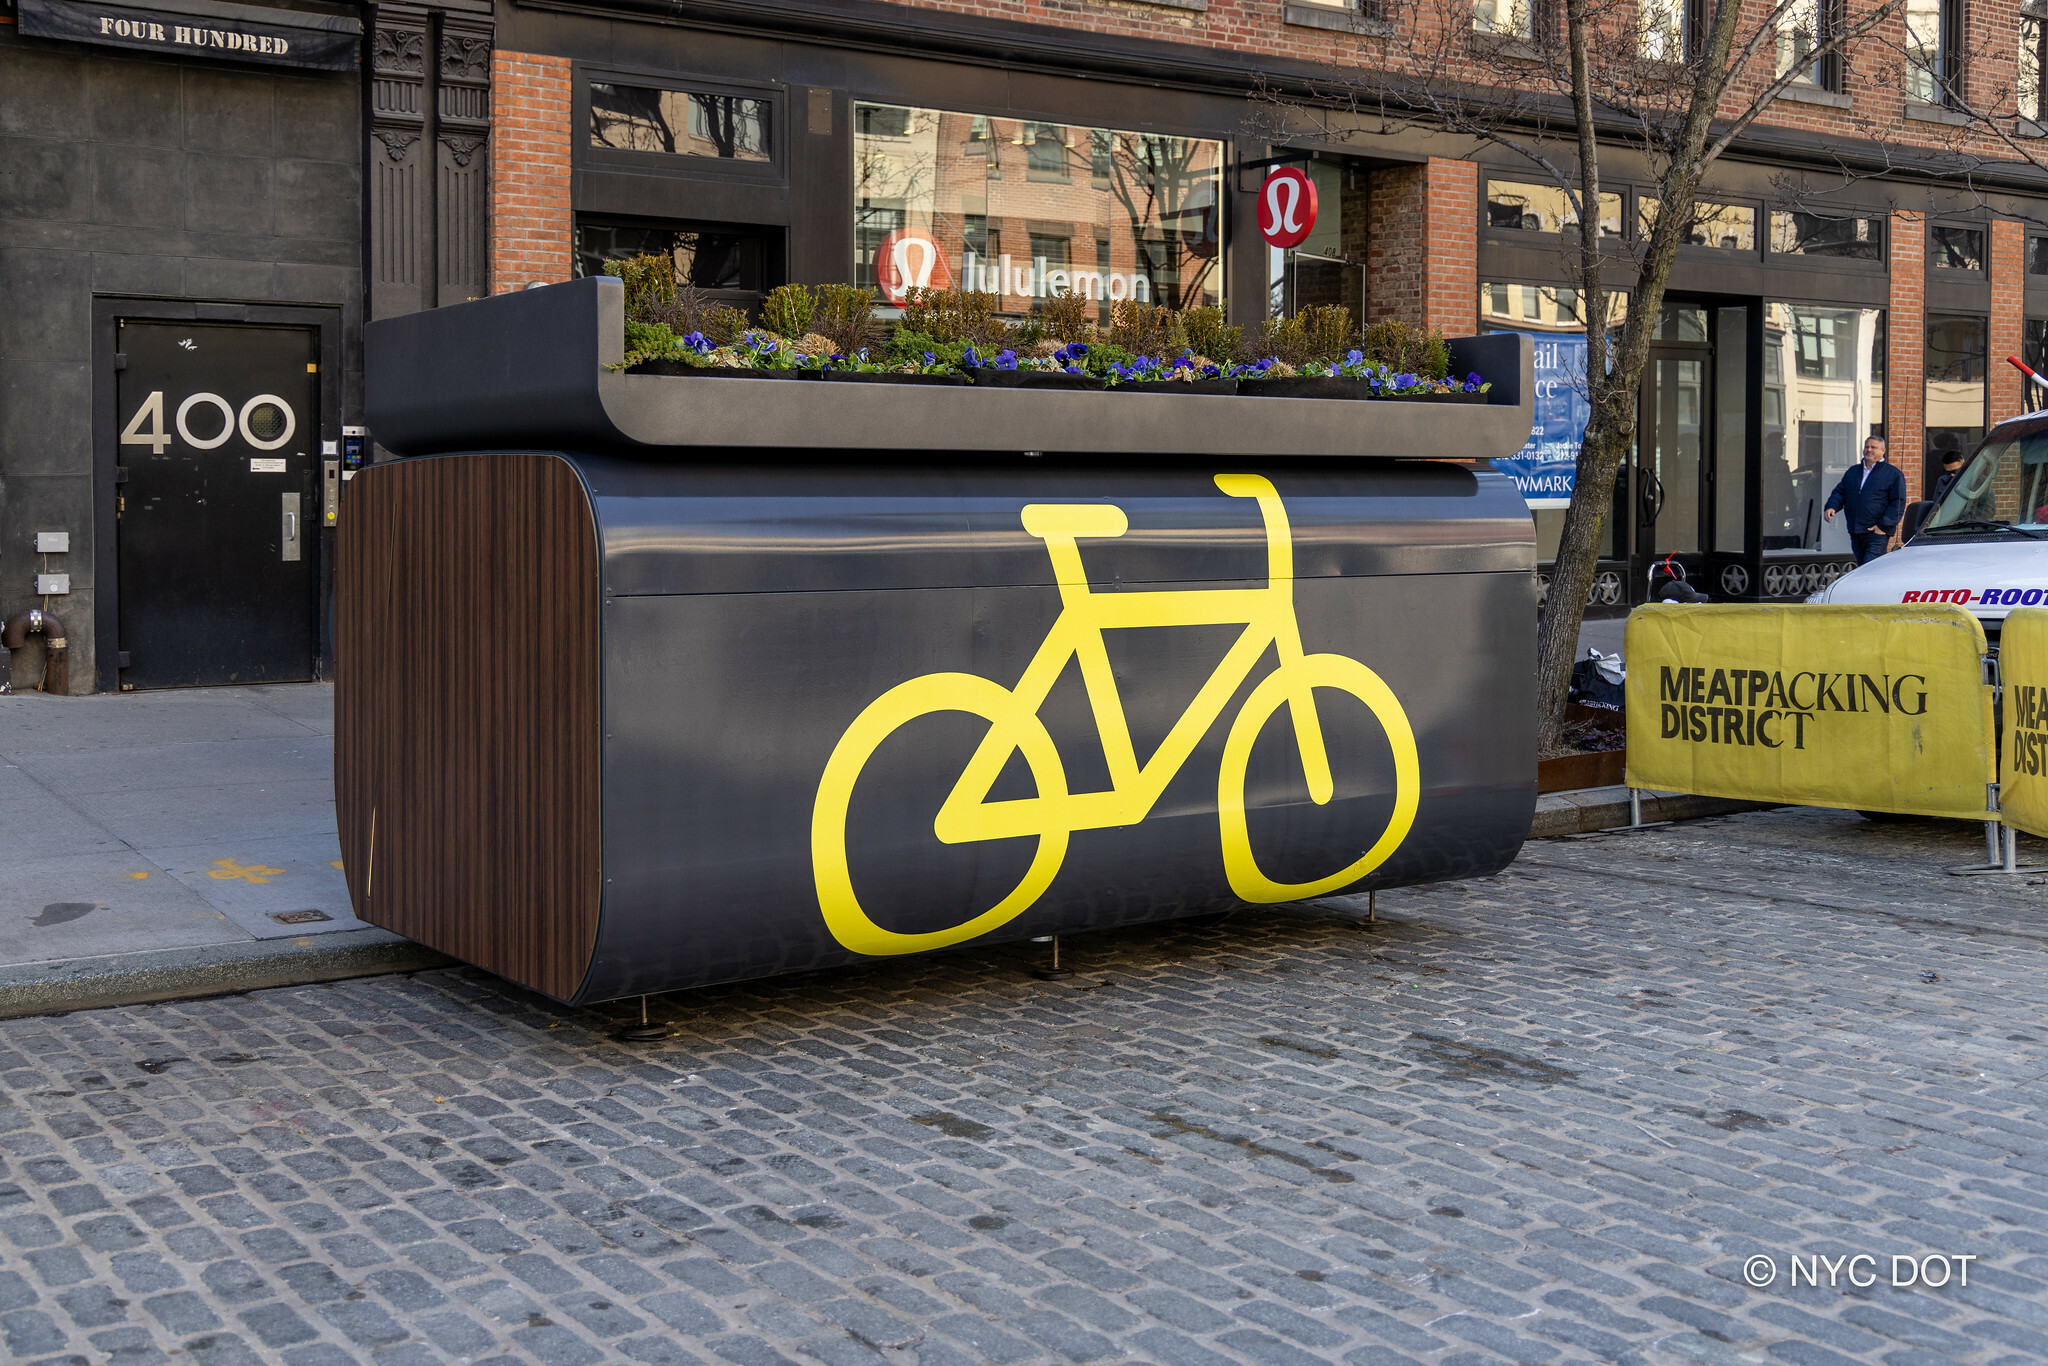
(874, 230, 954, 306)
(1257, 168, 1318, 249)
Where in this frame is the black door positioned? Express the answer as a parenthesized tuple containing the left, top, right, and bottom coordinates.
(1631, 342, 1712, 603)
(116, 321, 320, 688)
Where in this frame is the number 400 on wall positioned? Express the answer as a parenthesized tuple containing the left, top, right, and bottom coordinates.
(120, 391, 298, 454)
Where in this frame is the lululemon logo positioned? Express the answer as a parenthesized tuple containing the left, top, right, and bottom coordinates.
(875, 229, 953, 305)
(1258, 167, 1317, 250)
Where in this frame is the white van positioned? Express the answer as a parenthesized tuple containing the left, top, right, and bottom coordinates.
(1808, 410, 2048, 645)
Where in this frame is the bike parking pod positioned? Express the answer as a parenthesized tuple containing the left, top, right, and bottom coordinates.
(339, 278, 1543, 1004)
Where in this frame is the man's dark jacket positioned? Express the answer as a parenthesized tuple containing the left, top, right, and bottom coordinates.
(1824, 459, 1906, 532)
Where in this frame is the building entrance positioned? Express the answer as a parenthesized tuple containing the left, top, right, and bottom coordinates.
(114, 320, 321, 689)
(1634, 342, 1710, 597)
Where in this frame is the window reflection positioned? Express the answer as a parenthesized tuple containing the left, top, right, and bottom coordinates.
(1485, 180, 1623, 235)
(590, 83, 773, 161)
(852, 103, 1223, 312)
(1768, 211, 1884, 260)
(1761, 304, 1885, 555)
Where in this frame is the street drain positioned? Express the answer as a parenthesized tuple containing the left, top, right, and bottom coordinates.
(269, 909, 333, 925)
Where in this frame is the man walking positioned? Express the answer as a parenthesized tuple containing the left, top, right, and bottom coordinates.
(1824, 435, 1906, 565)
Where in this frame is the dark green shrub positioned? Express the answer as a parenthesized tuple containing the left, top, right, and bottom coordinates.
(1037, 288, 1095, 343)
(901, 288, 1010, 347)
(761, 283, 815, 340)
(603, 253, 677, 323)
(1108, 301, 1186, 358)
(811, 283, 882, 356)
(1360, 319, 1451, 379)
(1178, 306, 1242, 366)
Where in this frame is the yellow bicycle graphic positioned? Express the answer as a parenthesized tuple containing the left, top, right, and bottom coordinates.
(811, 472, 1420, 956)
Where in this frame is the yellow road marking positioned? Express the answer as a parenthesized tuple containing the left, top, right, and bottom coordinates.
(208, 858, 285, 885)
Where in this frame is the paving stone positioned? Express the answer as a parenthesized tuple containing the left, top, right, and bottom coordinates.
(0, 809, 2045, 1364)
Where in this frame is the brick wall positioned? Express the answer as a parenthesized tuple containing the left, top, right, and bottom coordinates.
(491, 51, 573, 295)
(1887, 210, 1925, 502)
(1992, 218, 2026, 427)
(1360, 158, 1479, 335)
(1423, 157, 1478, 337)
(1365, 165, 1426, 326)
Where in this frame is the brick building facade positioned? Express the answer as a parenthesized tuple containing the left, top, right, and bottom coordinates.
(7, 0, 2048, 691)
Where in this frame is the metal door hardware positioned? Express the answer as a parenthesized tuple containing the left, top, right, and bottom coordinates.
(282, 492, 301, 562)
(323, 459, 341, 526)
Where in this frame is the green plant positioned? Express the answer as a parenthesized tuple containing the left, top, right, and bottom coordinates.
(810, 283, 882, 356)
(1359, 319, 1451, 380)
(901, 287, 1011, 347)
(1250, 306, 1354, 367)
(1177, 306, 1241, 368)
(1037, 288, 1095, 344)
(761, 283, 816, 340)
(603, 253, 677, 323)
(1108, 301, 1186, 359)
(884, 329, 972, 370)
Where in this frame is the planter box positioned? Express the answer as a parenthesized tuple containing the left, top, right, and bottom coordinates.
(1537, 749, 1626, 793)
(626, 360, 801, 379)
(1111, 378, 1239, 397)
(1238, 376, 1362, 400)
(365, 277, 1536, 460)
(966, 368, 1106, 391)
(821, 371, 972, 386)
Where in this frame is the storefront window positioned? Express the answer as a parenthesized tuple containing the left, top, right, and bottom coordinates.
(852, 103, 1222, 313)
(573, 216, 774, 293)
(1716, 307, 1749, 553)
(1267, 161, 1358, 320)
(1484, 180, 1622, 235)
(1760, 304, 1885, 555)
(1925, 314, 1987, 497)
(2030, 235, 2048, 274)
(1930, 224, 1984, 270)
(589, 83, 772, 162)
(1639, 199, 1756, 251)
(1767, 211, 1885, 260)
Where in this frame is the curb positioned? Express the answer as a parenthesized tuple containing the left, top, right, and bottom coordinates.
(0, 928, 455, 1020)
(1532, 783, 1772, 837)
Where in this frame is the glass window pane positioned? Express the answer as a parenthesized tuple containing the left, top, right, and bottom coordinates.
(1474, 0, 1534, 37)
(1906, 0, 1946, 102)
(1478, 281, 1626, 330)
(590, 82, 772, 161)
(852, 103, 1223, 313)
(1925, 434, 2048, 529)
(1768, 211, 1885, 260)
(1930, 224, 1984, 270)
(1777, 0, 1825, 84)
(1639, 0, 1686, 60)
(573, 217, 771, 292)
(1761, 304, 1886, 554)
(1485, 180, 1622, 235)
(1641, 199, 1756, 250)
(1925, 313, 1987, 498)
(1716, 307, 1749, 553)
(2029, 236, 2048, 274)
(2024, 17, 2045, 120)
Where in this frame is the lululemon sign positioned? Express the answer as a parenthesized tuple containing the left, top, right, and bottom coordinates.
(874, 229, 954, 306)
(1258, 167, 1318, 249)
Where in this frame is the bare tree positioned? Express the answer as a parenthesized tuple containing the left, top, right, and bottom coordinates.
(1252, 0, 1900, 752)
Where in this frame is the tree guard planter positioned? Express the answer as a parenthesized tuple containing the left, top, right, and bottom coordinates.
(346, 280, 1540, 1004)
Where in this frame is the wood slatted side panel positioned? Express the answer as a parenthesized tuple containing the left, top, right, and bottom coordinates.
(336, 453, 601, 1001)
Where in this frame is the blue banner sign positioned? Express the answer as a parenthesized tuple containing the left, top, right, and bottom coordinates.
(1490, 332, 1588, 510)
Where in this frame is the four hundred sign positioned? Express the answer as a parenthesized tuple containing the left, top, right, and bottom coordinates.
(17, 0, 362, 70)
(1624, 604, 1996, 821)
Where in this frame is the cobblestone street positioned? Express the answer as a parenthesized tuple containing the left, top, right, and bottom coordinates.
(2, 807, 2046, 1366)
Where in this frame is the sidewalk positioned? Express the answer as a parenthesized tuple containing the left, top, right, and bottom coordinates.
(0, 683, 442, 1013)
(0, 672, 1706, 1015)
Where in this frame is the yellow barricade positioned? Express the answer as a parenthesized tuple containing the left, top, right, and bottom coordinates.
(2001, 608, 2048, 838)
(1624, 604, 1995, 820)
